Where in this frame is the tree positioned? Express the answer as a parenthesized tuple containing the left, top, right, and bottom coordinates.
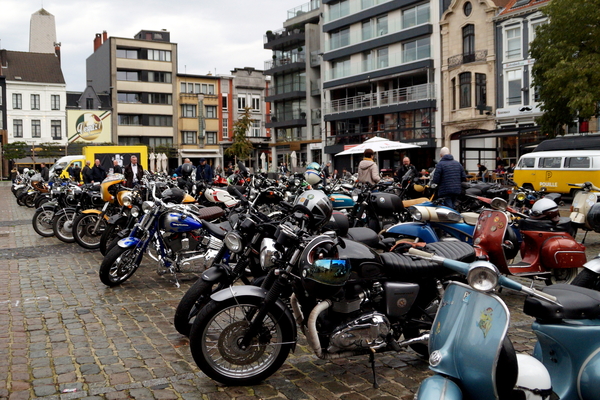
(37, 142, 65, 159)
(3, 141, 28, 162)
(530, 0, 600, 136)
(224, 107, 254, 161)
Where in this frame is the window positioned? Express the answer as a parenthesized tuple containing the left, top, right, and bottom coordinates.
(565, 157, 590, 168)
(0, 90, 3, 105)
(188, 83, 194, 93)
(116, 48, 138, 59)
(463, 2, 472, 16)
(377, 47, 388, 68)
(206, 132, 217, 145)
(13, 119, 23, 137)
(403, 4, 430, 28)
(148, 137, 172, 148)
(539, 157, 562, 168)
(330, 27, 350, 49)
(51, 95, 60, 110)
(251, 96, 260, 111)
(251, 121, 261, 137)
(451, 78, 456, 110)
(362, 20, 373, 41)
(149, 115, 172, 126)
(117, 93, 140, 103)
(182, 131, 197, 144)
(530, 20, 546, 43)
(329, 0, 350, 20)
(31, 94, 40, 110)
(459, 72, 471, 108)
(201, 84, 215, 94)
(331, 57, 351, 79)
(507, 69, 522, 105)
(475, 73, 486, 107)
(13, 93, 22, 109)
(180, 83, 188, 93)
(181, 105, 197, 118)
(506, 26, 522, 60)
(51, 120, 62, 140)
(376, 15, 388, 36)
(86, 98, 94, 109)
(148, 71, 172, 83)
(403, 37, 430, 63)
(147, 49, 171, 62)
(518, 157, 535, 168)
(463, 24, 475, 62)
(118, 114, 141, 125)
(238, 95, 247, 110)
(148, 93, 172, 104)
(117, 70, 139, 81)
(222, 118, 228, 138)
(222, 94, 228, 109)
(31, 120, 41, 138)
(206, 106, 217, 118)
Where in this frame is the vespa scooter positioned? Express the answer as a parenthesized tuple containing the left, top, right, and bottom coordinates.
(409, 244, 600, 400)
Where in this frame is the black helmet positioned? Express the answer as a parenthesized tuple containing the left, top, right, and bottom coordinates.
(181, 163, 193, 177)
(299, 235, 349, 299)
(161, 187, 186, 204)
(293, 190, 333, 232)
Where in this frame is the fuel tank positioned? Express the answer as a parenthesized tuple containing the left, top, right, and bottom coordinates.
(160, 212, 203, 233)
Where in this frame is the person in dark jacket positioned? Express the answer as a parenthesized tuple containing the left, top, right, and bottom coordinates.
(395, 157, 417, 182)
(40, 163, 49, 181)
(91, 159, 107, 183)
(82, 161, 92, 184)
(112, 159, 123, 174)
(124, 156, 144, 188)
(431, 147, 466, 209)
(71, 162, 82, 183)
(196, 158, 213, 182)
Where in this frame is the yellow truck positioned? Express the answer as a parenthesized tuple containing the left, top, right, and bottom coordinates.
(50, 145, 149, 181)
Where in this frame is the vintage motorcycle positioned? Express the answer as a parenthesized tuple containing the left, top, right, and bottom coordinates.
(410, 246, 600, 400)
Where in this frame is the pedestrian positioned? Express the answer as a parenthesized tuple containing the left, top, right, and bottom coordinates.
(91, 159, 107, 183)
(226, 163, 234, 176)
(396, 157, 417, 181)
(196, 158, 213, 183)
(40, 163, 49, 181)
(112, 159, 123, 174)
(357, 149, 381, 185)
(477, 163, 488, 182)
(323, 162, 331, 181)
(71, 162, 82, 183)
(432, 147, 467, 209)
(174, 158, 194, 176)
(82, 160, 93, 184)
(124, 155, 144, 188)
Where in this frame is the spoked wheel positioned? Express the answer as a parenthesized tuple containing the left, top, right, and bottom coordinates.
(24, 193, 37, 208)
(34, 196, 50, 209)
(572, 269, 600, 290)
(16, 192, 28, 206)
(53, 211, 77, 243)
(547, 267, 579, 285)
(174, 278, 228, 336)
(189, 296, 294, 386)
(99, 246, 142, 286)
(73, 213, 106, 250)
(32, 208, 56, 237)
(100, 225, 128, 256)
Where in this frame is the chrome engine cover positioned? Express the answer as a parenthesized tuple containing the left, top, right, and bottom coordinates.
(327, 312, 391, 353)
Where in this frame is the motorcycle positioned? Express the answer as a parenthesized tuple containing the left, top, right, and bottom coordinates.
(52, 183, 104, 243)
(410, 246, 600, 400)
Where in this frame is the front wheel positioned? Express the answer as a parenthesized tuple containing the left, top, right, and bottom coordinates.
(189, 296, 294, 386)
(73, 213, 106, 250)
(174, 278, 228, 336)
(32, 208, 56, 237)
(100, 224, 125, 256)
(53, 211, 77, 243)
(571, 269, 600, 290)
(547, 267, 579, 285)
(99, 245, 143, 286)
(24, 193, 37, 208)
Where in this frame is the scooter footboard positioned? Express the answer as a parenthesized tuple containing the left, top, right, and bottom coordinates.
(415, 375, 462, 400)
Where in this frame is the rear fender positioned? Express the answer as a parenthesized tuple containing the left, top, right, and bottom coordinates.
(583, 256, 600, 274)
(415, 375, 463, 400)
(38, 203, 58, 212)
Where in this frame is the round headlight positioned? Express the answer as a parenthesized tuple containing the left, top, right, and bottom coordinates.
(259, 238, 279, 270)
(130, 206, 140, 218)
(409, 206, 422, 221)
(467, 262, 499, 292)
(224, 231, 243, 253)
(121, 193, 133, 207)
(516, 192, 526, 201)
(142, 201, 155, 214)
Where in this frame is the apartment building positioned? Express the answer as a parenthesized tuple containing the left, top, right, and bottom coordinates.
(321, 0, 441, 174)
(86, 30, 178, 151)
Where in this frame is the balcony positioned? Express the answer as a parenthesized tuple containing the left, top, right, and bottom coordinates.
(264, 52, 306, 73)
(324, 0, 393, 23)
(447, 50, 488, 68)
(287, 0, 320, 20)
(264, 27, 305, 50)
(324, 83, 435, 115)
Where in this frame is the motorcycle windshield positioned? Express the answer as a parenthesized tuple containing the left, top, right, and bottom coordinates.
(429, 282, 509, 400)
(473, 210, 510, 272)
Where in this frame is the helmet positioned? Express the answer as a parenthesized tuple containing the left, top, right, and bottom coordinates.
(530, 198, 560, 221)
(181, 163, 193, 177)
(299, 235, 349, 299)
(306, 162, 321, 173)
(23, 168, 30, 174)
(28, 169, 36, 176)
(304, 170, 322, 186)
(161, 187, 186, 204)
(293, 190, 333, 231)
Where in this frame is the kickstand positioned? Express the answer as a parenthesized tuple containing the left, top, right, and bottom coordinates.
(369, 349, 379, 389)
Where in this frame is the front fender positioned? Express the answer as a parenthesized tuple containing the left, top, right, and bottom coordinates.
(415, 375, 463, 400)
(118, 237, 142, 248)
(583, 256, 600, 274)
(54, 207, 77, 218)
(386, 221, 439, 242)
(201, 265, 229, 283)
(38, 202, 58, 212)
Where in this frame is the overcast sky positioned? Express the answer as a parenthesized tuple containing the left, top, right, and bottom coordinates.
(1, 0, 303, 91)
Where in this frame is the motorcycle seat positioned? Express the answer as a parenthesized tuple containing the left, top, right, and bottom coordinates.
(192, 206, 224, 221)
(345, 227, 380, 248)
(379, 241, 475, 279)
(523, 284, 600, 322)
(201, 220, 231, 240)
(402, 197, 429, 208)
(519, 217, 575, 237)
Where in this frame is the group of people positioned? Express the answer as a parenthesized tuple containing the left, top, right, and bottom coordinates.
(174, 158, 214, 182)
(476, 157, 515, 182)
(65, 157, 144, 188)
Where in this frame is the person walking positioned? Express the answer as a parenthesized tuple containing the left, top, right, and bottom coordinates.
(432, 147, 466, 209)
(82, 161, 93, 184)
(357, 149, 381, 185)
(90, 159, 107, 183)
(323, 162, 331, 181)
(124, 155, 144, 188)
(196, 158, 213, 183)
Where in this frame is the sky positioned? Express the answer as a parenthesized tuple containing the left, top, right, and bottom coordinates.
(1, 0, 304, 91)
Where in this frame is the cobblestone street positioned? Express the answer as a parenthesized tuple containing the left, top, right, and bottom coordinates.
(1, 181, 595, 400)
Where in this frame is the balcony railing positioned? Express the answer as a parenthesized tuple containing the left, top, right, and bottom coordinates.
(264, 27, 305, 44)
(447, 50, 488, 68)
(264, 52, 306, 70)
(324, 83, 435, 115)
(324, 0, 393, 23)
(287, 0, 320, 20)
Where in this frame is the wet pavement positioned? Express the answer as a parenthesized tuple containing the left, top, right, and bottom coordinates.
(1, 181, 598, 400)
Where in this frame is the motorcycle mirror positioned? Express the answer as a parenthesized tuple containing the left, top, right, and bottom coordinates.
(491, 197, 508, 211)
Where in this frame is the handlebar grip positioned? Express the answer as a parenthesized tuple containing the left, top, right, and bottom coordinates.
(408, 248, 434, 259)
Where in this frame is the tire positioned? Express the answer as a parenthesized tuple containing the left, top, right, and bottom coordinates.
(52, 211, 77, 243)
(174, 278, 229, 336)
(571, 268, 600, 290)
(189, 296, 294, 386)
(100, 224, 123, 256)
(99, 245, 142, 286)
(73, 213, 106, 250)
(34, 196, 50, 209)
(16, 192, 27, 206)
(24, 193, 37, 208)
(15, 187, 26, 199)
(547, 267, 579, 285)
(32, 208, 56, 237)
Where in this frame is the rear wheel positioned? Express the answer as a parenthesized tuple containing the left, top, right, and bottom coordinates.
(53, 211, 77, 243)
(174, 278, 228, 336)
(571, 268, 600, 290)
(99, 245, 142, 286)
(34, 196, 50, 209)
(73, 213, 106, 249)
(32, 208, 56, 237)
(100, 224, 124, 256)
(16, 192, 28, 206)
(24, 193, 37, 208)
(547, 267, 579, 285)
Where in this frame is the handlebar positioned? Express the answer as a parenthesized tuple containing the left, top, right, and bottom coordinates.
(568, 182, 600, 192)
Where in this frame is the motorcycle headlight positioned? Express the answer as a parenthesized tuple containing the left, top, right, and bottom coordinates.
(121, 193, 133, 207)
(259, 238, 279, 270)
(142, 201, 155, 214)
(409, 206, 422, 221)
(516, 192, 526, 201)
(467, 262, 499, 292)
(224, 231, 243, 253)
(130, 206, 140, 218)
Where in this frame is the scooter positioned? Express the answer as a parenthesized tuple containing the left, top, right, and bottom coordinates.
(409, 245, 600, 400)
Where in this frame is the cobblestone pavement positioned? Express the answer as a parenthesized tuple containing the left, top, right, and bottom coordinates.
(1, 182, 597, 400)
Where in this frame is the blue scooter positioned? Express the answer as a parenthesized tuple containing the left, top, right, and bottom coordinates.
(409, 244, 600, 399)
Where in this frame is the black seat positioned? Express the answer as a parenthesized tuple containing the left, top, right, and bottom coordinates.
(201, 220, 231, 240)
(346, 227, 380, 248)
(523, 284, 600, 322)
(379, 241, 475, 280)
(519, 217, 575, 237)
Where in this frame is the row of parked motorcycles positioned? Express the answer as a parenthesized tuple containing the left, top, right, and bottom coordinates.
(12, 162, 600, 399)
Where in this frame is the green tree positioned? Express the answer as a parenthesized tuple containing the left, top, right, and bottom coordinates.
(3, 141, 28, 162)
(530, 0, 600, 136)
(37, 142, 65, 159)
(224, 107, 254, 161)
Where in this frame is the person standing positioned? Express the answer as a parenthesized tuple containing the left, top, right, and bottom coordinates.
(71, 162, 82, 183)
(477, 163, 488, 182)
(395, 157, 417, 181)
(124, 155, 144, 188)
(82, 161, 93, 184)
(40, 163, 49, 181)
(432, 147, 466, 209)
(323, 162, 331, 181)
(196, 158, 213, 183)
(112, 159, 123, 174)
(357, 149, 381, 185)
(91, 159, 107, 183)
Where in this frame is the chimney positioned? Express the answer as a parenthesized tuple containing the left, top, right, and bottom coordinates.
(102, 31, 108, 43)
(94, 33, 102, 52)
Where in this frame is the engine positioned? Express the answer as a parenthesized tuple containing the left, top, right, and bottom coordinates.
(327, 312, 391, 353)
(163, 230, 223, 273)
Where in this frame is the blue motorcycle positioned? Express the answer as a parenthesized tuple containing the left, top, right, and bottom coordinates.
(410, 246, 600, 400)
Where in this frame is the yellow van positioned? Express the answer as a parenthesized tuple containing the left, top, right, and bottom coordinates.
(513, 150, 600, 194)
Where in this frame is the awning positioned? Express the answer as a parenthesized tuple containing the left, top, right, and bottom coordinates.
(460, 131, 519, 140)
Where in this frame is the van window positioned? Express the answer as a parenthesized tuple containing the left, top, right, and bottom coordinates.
(564, 157, 590, 168)
(539, 157, 562, 168)
(518, 157, 535, 168)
